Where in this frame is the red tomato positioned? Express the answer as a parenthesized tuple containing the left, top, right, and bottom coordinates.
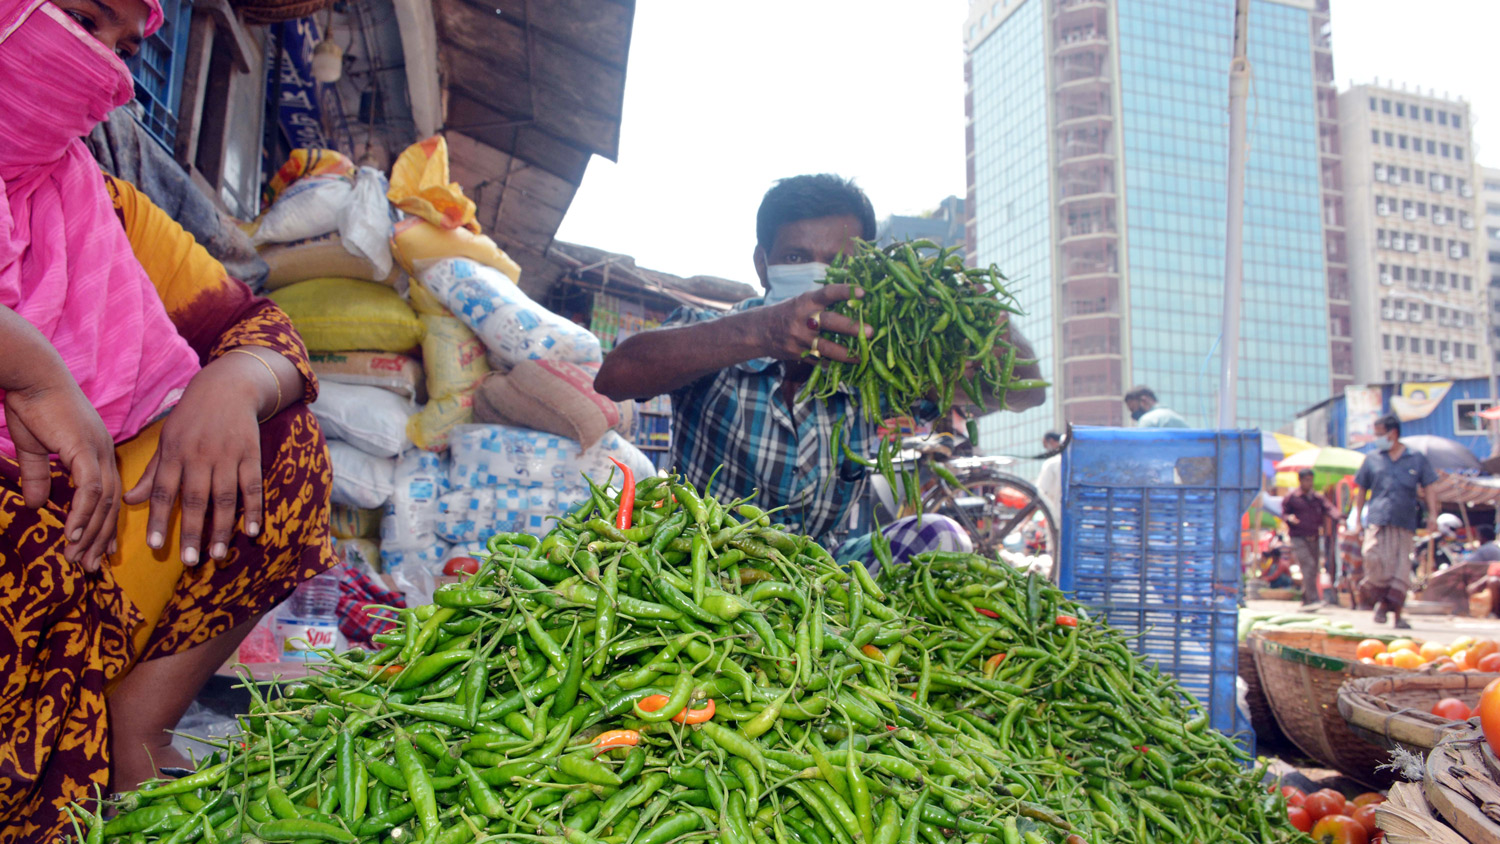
(1311, 814, 1368, 844)
(1288, 806, 1313, 832)
(1281, 785, 1307, 807)
(1351, 804, 1379, 836)
(443, 556, 481, 576)
(1431, 697, 1473, 721)
(1303, 790, 1348, 823)
(1351, 792, 1386, 807)
(1480, 678, 1500, 757)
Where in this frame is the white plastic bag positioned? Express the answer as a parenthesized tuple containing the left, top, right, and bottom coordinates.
(381, 451, 450, 550)
(448, 425, 654, 492)
(329, 441, 395, 509)
(434, 484, 550, 544)
(418, 258, 602, 368)
(311, 382, 414, 458)
(339, 167, 395, 281)
(252, 175, 353, 246)
(380, 540, 450, 577)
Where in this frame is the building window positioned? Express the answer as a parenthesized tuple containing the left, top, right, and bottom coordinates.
(1422, 269, 1431, 284)
(1382, 99, 1392, 113)
(1414, 170, 1426, 185)
(1401, 167, 1411, 181)
(1396, 103, 1405, 117)
(1372, 129, 1380, 144)
(1455, 399, 1496, 433)
(1468, 343, 1477, 360)
(1395, 336, 1406, 351)
(1385, 132, 1394, 146)
(1457, 147, 1465, 162)
(1369, 97, 1377, 111)
(1399, 135, 1409, 150)
(1425, 304, 1434, 320)
(1425, 107, 1434, 122)
(1383, 334, 1391, 350)
(1464, 275, 1473, 291)
(1426, 339, 1436, 354)
(1427, 140, 1437, 154)
(1454, 115, 1463, 130)
(1439, 111, 1449, 126)
(1441, 143, 1451, 158)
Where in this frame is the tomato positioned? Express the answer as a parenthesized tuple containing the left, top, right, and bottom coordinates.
(1281, 785, 1307, 807)
(1356, 639, 1387, 660)
(1351, 792, 1386, 807)
(1431, 697, 1472, 721)
(1311, 814, 1369, 844)
(1288, 806, 1313, 832)
(1303, 789, 1348, 823)
(443, 556, 481, 576)
(1479, 677, 1500, 757)
(1479, 652, 1500, 673)
(1350, 804, 1379, 836)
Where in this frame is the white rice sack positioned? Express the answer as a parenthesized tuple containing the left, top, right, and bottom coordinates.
(448, 425, 654, 493)
(434, 484, 551, 544)
(380, 540, 450, 576)
(381, 451, 450, 549)
(339, 166, 395, 281)
(328, 441, 395, 509)
(252, 175, 354, 246)
(311, 382, 414, 458)
(418, 258, 602, 368)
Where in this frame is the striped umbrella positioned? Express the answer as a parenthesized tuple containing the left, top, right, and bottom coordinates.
(1274, 446, 1366, 490)
(1262, 432, 1314, 482)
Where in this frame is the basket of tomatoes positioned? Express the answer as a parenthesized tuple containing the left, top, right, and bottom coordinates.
(1339, 669, 1500, 757)
(1251, 627, 1406, 785)
(1279, 784, 1387, 844)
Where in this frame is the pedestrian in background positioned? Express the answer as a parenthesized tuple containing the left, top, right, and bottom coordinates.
(1123, 385, 1189, 428)
(1282, 467, 1338, 607)
(1351, 414, 1440, 629)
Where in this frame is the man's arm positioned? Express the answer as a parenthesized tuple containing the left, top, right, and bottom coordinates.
(1350, 487, 1369, 533)
(1423, 486, 1442, 534)
(594, 285, 867, 401)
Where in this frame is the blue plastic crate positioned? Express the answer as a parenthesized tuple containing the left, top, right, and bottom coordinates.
(1059, 427, 1260, 741)
(128, 0, 193, 151)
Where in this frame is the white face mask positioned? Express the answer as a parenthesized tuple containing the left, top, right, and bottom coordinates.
(762, 262, 830, 305)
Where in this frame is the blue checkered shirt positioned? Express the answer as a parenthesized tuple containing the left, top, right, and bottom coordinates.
(663, 299, 875, 545)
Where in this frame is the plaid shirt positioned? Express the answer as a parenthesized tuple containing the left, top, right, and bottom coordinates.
(664, 300, 876, 546)
(335, 563, 406, 647)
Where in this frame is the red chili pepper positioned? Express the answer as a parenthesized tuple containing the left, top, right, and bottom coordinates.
(975, 608, 999, 619)
(591, 729, 642, 757)
(1055, 614, 1078, 627)
(609, 458, 635, 530)
(982, 653, 1006, 678)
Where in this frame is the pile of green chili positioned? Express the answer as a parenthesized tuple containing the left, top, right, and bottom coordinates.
(82, 473, 1304, 844)
(798, 239, 1046, 424)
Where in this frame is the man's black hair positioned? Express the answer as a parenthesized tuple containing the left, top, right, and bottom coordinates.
(1043, 431, 1063, 443)
(756, 175, 877, 253)
(1297, 467, 1315, 478)
(1124, 385, 1157, 403)
(1374, 414, 1402, 436)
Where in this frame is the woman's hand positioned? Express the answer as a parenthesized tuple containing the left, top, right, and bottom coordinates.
(125, 360, 263, 565)
(4, 379, 121, 571)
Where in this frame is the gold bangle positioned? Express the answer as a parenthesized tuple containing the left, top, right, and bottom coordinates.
(225, 347, 283, 424)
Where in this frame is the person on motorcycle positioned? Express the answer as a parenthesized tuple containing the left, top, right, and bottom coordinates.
(594, 174, 1045, 565)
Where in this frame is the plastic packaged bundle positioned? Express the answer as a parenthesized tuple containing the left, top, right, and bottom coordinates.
(434, 484, 550, 544)
(381, 451, 450, 550)
(418, 258, 602, 368)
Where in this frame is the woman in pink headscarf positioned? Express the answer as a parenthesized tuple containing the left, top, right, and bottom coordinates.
(0, 0, 335, 836)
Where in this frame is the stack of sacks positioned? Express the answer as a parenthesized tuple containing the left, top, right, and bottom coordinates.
(379, 451, 452, 574)
(436, 424, 655, 546)
(329, 504, 382, 572)
(474, 360, 634, 450)
(309, 381, 412, 510)
(254, 150, 398, 288)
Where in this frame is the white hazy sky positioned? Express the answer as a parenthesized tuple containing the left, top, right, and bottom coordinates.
(556, 0, 1500, 285)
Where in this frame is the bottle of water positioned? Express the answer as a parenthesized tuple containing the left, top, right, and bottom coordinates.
(277, 567, 345, 661)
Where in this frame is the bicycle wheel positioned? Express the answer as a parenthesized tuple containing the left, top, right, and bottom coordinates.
(921, 470, 1055, 560)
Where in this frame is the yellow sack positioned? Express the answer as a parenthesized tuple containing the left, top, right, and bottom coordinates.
(266, 148, 355, 204)
(407, 277, 450, 316)
(407, 389, 475, 452)
(330, 505, 382, 540)
(269, 278, 424, 353)
(387, 136, 478, 232)
(391, 218, 522, 284)
(421, 314, 490, 400)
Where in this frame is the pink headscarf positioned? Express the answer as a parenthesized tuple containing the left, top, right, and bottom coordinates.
(0, 0, 200, 457)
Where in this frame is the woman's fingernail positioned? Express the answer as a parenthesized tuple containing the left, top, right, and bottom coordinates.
(70, 528, 83, 542)
(182, 547, 199, 565)
(211, 543, 227, 560)
(109, 539, 117, 555)
(148, 531, 164, 549)
(247, 522, 261, 537)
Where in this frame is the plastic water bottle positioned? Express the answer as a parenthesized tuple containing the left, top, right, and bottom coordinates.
(276, 568, 345, 661)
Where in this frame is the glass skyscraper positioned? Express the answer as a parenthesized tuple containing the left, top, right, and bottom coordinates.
(964, 0, 1345, 458)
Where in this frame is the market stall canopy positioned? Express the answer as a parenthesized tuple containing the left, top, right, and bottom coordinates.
(550, 241, 758, 312)
(1274, 446, 1364, 490)
(1427, 472, 1500, 506)
(399, 0, 636, 298)
(1399, 435, 1483, 475)
(1262, 432, 1314, 481)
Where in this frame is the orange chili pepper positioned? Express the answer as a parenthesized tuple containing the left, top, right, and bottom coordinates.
(860, 644, 886, 664)
(637, 694, 716, 724)
(983, 653, 1006, 678)
(1055, 614, 1078, 628)
(591, 729, 642, 757)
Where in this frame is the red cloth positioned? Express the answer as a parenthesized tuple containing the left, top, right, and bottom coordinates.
(336, 564, 405, 647)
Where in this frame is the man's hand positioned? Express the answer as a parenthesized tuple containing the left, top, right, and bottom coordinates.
(124, 360, 264, 565)
(1286, 514, 1300, 525)
(757, 284, 870, 363)
(4, 378, 121, 571)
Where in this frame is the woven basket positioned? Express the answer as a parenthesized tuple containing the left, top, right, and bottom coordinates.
(1424, 727, 1500, 843)
(233, 0, 331, 25)
(1240, 639, 1289, 750)
(1250, 627, 1402, 786)
(1339, 673, 1500, 756)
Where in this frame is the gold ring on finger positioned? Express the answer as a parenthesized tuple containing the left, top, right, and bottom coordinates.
(810, 337, 821, 358)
